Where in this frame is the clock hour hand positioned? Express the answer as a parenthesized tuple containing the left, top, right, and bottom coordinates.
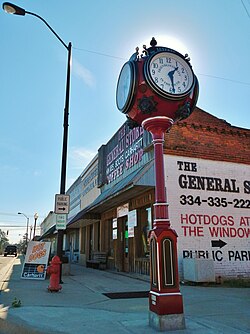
(168, 67, 178, 93)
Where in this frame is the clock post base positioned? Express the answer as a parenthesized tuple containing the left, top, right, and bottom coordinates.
(149, 311, 185, 331)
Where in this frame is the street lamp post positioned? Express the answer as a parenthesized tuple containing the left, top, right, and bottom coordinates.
(18, 212, 29, 250)
(33, 212, 39, 240)
(30, 226, 33, 241)
(3, 2, 72, 272)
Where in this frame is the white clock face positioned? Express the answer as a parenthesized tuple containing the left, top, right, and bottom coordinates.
(145, 51, 194, 98)
(116, 62, 135, 113)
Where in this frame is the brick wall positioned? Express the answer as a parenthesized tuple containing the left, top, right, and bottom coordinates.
(164, 107, 250, 164)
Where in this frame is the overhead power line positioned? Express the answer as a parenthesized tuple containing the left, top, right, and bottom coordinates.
(73, 46, 250, 87)
(0, 225, 27, 227)
(197, 73, 250, 86)
(72, 46, 125, 60)
(0, 212, 19, 217)
(0, 226, 26, 229)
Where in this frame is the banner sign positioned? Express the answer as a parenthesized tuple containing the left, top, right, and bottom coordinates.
(165, 156, 250, 278)
(117, 203, 129, 218)
(21, 241, 51, 280)
(128, 210, 137, 237)
(98, 123, 152, 187)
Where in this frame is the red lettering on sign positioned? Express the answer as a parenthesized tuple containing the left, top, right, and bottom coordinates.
(209, 227, 250, 238)
(240, 216, 250, 226)
(180, 214, 235, 226)
(28, 249, 46, 262)
(181, 226, 204, 237)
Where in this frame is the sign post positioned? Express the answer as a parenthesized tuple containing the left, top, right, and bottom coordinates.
(54, 194, 69, 284)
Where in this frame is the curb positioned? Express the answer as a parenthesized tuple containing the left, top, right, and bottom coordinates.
(0, 316, 46, 334)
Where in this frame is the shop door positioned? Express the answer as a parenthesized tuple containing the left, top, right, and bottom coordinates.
(117, 217, 129, 272)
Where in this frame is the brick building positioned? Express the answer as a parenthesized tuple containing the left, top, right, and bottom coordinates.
(166, 107, 249, 164)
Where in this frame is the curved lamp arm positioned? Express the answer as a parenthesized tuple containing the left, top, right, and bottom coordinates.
(2, 2, 69, 50)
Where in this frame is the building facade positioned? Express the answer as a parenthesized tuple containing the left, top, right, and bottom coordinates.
(164, 108, 250, 279)
(41, 107, 250, 280)
(66, 155, 100, 264)
(39, 211, 57, 256)
(68, 107, 250, 279)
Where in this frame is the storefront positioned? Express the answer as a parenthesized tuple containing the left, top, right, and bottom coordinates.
(68, 123, 155, 271)
(66, 155, 100, 264)
(100, 190, 154, 274)
(39, 211, 57, 257)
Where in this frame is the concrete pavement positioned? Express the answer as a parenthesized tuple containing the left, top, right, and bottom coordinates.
(0, 256, 249, 334)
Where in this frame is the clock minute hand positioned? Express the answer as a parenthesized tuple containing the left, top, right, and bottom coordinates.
(168, 67, 178, 93)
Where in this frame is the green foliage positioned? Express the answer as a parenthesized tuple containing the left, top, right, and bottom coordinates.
(16, 237, 27, 254)
(12, 297, 22, 308)
(0, 229, 9, 253)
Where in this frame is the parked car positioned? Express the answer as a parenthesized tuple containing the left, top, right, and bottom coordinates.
(4, 245, 17, 257)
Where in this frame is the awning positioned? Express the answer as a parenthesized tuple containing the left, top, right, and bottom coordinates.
(38, 225, 57, 241)
(67, 160, 155, 228)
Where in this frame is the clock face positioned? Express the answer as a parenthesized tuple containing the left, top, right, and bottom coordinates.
(145, 51, 194, 99)
(116, 61, 135, 113)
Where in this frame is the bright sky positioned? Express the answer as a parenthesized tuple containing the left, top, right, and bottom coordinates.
(1, 0, 250, 243)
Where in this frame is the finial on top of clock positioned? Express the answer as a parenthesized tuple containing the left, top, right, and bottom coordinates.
(142, 44, 148, 57)
(135, 46, 139, 57)
(150, 37, 157, 47)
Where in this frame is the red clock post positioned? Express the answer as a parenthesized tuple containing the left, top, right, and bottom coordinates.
(116, 38, 199, 331)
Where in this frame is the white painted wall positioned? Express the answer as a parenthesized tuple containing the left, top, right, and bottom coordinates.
(165, 155, 250, 279)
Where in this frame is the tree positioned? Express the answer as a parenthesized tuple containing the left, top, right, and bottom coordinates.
(16, 237, 27, 254)
(0, 229, 9, 254)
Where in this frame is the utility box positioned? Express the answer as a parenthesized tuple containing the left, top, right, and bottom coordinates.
(183, 258, 215, 282)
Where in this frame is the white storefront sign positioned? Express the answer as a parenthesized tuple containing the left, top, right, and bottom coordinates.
(112, 218, 117, 240)
(128, 210, 137, 238)
(117, 203, 129, 217)
(165, 156, 250, 278)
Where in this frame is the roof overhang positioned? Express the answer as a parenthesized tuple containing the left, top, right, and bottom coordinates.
(38, 225, 57, 240)
(67, 160, 155, 228)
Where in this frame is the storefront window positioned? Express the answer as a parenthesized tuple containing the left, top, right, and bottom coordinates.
(146, 207, 152, 230)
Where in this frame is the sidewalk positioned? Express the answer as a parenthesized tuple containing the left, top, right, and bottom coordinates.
(0, 256, 249, 334)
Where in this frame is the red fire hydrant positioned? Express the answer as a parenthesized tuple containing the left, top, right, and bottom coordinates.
(46, 255, 62, 292)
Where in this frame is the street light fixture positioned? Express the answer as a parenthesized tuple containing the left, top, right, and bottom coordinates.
(3, 2, 72, 270)
(18, 212, 29, 249)
(2, 2, 25, 15)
